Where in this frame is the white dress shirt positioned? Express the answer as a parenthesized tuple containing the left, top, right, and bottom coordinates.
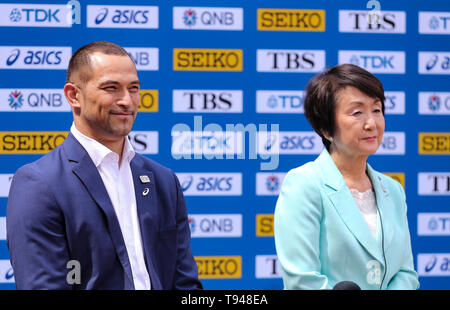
(350, 188, 378, 238)
(70, 123, 151, 290)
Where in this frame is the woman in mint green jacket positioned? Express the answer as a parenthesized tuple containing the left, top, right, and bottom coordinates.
(274, 64, 419, 290)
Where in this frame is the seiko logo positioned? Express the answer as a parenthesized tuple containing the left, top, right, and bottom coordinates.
(188, 214, 242, 238)
(0, 46, 71, 69)
(173, 49, 243, 71)
(375, 132, 405, 155)
(256, 90, 305, 113)
(419, 92, 450, 115)
(257, 49, 325, 72)
(139, 90, 158, 112)
(256, 214, 274, 237)
(418, 213, 450, 236)
(257, 9, 325, 31)
(0, 89, 69, 112)
(419, 133, 450, 154)
(173, 7, 243, 30)
(0, 4, 71, 27)
(418, 254, 450, 276)
(195, 256, 242, 279)
(87, 5, 158, 29)
(419, 12, 450, 34)
(255, 255, 282, 278)
(0, 131, 68, 154)
(339, 10, 406, 33)
(418, 173, 450, 195)
(339, 50, 405, 74)
(419, 52, 450, 74)
(173, 90, 243, 113)
(176, 173, 242, 196)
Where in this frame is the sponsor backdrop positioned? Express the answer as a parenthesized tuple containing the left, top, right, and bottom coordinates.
(0, 0, 449, 290)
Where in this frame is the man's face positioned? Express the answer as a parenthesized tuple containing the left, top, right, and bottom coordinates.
(74, 52, 140, 143)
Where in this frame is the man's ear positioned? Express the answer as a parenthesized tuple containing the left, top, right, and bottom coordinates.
(64, 82, 81, 109)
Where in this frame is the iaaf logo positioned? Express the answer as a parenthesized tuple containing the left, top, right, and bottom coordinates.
(339, 50, 405, 74)
(176, 173, 242, 196)
(173, 7, 243, 30)
(419, 12, 450, 34)
(0, 89, 69, 112)
(87, 5, 158, 29)
(0, 46, 71, 69)
(419, 52, 450, 74)
(418, 213, 450, 236)
(419, 92, 450, 114)
(188, 214, 242, 237)
(417, 254, 450, 276)
(0, 3, 74, 27)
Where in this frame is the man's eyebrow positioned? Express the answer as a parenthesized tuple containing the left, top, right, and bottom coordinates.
(98, 80, 140, 86)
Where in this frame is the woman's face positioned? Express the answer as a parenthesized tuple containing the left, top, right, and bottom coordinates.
(330, 86, 385, 158)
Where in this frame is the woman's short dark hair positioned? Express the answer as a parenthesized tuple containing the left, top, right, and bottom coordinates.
(303, 64, 385, 151)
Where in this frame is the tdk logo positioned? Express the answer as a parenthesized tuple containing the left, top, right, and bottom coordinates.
(339, 50, 405, 74)
(0, 46, 71, 69)
(419, 52, 450, 74)
(176, 173, 242, 196)
(0, 4, 71, 27)
(173, 7, 243, 30)
(256, 90, 305, 113)
(419, 12, 450, 34)
(87, 5, 158, 29)
(339, 10, 406, 33)
(418, 213, 450, 236)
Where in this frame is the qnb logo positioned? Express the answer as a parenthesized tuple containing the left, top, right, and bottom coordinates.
(8, 91, 23, 110)
(419, 92, 450, 115)
(188, 214, 242, 238)
(183, 9, 197, 26)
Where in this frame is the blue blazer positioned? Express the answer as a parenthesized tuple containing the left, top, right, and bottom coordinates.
(274, 150, 419, 290)
(7, 133, 202, 290)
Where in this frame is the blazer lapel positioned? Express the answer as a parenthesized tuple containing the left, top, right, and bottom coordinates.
(130, 156, 162, 290)
(366, 165, 394, 253)
(316, 150, 384, 263)
(63, 134, 135, 289)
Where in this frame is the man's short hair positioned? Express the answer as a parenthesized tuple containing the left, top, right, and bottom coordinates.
(303, 64, 386, 151)
(66, 41, 134, 84)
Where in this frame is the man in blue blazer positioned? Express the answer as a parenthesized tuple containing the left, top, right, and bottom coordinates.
(6, 41, 202, 290)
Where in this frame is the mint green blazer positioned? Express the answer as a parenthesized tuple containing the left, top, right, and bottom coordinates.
(274, 150, 419, 290)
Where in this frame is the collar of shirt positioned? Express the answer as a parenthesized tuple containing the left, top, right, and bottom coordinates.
(70, 123, 136, 167)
